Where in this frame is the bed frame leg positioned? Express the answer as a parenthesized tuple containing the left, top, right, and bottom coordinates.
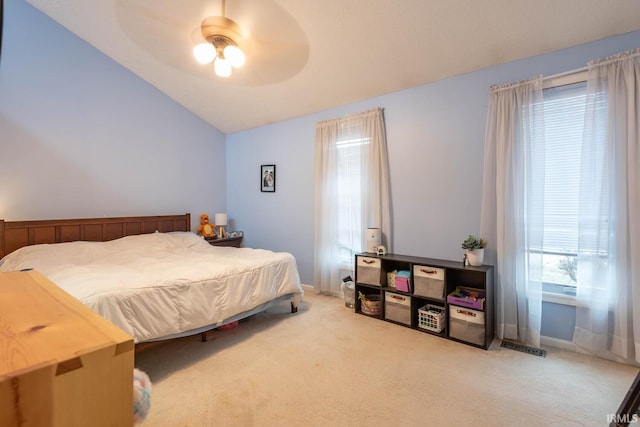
(201, 329, 218, 342)
(291, 302, 298, 313)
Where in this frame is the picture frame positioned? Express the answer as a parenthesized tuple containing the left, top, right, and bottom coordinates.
(260, 164, 276, 192)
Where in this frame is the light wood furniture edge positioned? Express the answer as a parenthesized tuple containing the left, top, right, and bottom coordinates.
(0, 270, 134, 427)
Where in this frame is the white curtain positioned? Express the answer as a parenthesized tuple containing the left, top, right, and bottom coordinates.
(314, 108, 392, 295)
(480, 78, 545, 347)
(573, 49, 640, 363)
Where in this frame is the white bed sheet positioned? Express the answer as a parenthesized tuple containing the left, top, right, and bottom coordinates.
(0, 232, 304, 343)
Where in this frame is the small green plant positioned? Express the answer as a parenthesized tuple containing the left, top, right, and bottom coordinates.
(461, 235, 487, 250)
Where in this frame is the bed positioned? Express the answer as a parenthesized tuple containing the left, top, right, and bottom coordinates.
(0, 213, 304, 344)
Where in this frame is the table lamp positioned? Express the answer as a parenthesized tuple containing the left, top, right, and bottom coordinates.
(215, 213, 227, 238)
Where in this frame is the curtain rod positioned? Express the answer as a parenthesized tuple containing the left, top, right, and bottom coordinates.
(490, 66, 588, 93)
(542, 65, 587, 82)
(542, 48, 640, 82)
(491, 48, 639, 93)
(316, 107, 383, 127)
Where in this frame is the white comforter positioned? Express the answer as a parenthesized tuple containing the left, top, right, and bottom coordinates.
(0, 232, 303, 342)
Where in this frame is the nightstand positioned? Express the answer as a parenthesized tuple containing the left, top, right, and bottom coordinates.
(205, 236, 243, 248)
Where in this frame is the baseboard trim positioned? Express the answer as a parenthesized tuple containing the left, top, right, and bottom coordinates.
(541, 335, 576, 352)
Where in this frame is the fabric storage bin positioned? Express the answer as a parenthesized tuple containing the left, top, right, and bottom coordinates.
(413, 265, 445, 299)
(356, 256, 383, 286)
(395, 270, 411, 292)
(384, 292, 411, 326)
(449, 306, 485, 346)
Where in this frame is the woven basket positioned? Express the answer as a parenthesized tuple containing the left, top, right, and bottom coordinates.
(359, 293, 382, 316)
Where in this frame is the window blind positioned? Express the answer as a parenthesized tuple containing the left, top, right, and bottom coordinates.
(541, 82, 587, 254)
(336, 136, 370, 266)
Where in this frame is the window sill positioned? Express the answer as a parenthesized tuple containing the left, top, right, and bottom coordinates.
(542, 291, 577, 306)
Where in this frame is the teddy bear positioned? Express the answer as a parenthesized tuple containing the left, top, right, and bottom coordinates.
(197, 213, 217, 238)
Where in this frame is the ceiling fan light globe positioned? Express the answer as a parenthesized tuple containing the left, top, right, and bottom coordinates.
(193, 43, 216, 64)
(214, 58, 232, 77)
(223, 45, 245, 68)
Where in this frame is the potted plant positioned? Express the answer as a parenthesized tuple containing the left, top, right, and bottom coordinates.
(461, 235, 487, 266)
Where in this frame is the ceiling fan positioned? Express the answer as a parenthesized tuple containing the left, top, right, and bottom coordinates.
(192, 0, 247, 77)
(114, 0, 310, 86)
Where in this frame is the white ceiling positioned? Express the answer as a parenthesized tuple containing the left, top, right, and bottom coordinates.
(25, 0, 640, 134)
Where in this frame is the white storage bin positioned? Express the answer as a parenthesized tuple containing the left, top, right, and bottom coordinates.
(357, 256, 383, 286)
(418, 304, 445, 333)
(449, 306, 485, 346)
(413, 265, 445, 299)
(384, 292, 411, 326)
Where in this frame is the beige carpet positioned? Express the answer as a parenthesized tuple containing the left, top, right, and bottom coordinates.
(135, 287, 639, 427)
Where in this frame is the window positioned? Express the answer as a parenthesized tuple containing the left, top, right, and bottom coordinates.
(539, 81, 587, 295)
(484, 51, 639, 357)
(335, 136, 370, 268)
(315, 108, 390, 295)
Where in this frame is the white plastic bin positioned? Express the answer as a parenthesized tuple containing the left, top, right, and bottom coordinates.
(342, 281, 355, 308)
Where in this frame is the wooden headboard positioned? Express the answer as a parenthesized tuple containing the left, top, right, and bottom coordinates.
(0, 213, 191, 258)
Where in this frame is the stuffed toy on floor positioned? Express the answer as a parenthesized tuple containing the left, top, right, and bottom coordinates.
(133, 368, 152, 425)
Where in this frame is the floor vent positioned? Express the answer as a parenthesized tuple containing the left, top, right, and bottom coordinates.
(500, 340, 546, 357)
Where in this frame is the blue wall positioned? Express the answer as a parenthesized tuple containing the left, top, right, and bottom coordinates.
(3, 1, 640, 342)
(226, 30, 640, 344)
(227, 31, 640, 287)
(0, 1, 226, 231)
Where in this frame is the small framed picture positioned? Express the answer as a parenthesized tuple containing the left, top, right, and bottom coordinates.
(261, 164, 276, 192)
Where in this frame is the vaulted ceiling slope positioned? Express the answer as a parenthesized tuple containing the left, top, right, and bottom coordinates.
(25, 0, 640, 134)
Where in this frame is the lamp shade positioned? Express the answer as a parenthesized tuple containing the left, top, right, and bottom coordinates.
(193, 43, 216, 64)
(215, 213, 228, 226)
(214, 58, 232, 77)
(223, 45, 245, 68)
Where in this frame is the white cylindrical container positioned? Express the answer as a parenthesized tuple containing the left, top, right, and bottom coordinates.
(365, 228, 381, 253)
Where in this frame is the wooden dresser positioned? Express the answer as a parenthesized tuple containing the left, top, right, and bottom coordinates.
(0, 270, 134, 427)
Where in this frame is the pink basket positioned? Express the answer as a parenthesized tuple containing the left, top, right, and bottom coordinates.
(395, 277, 410, 292)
